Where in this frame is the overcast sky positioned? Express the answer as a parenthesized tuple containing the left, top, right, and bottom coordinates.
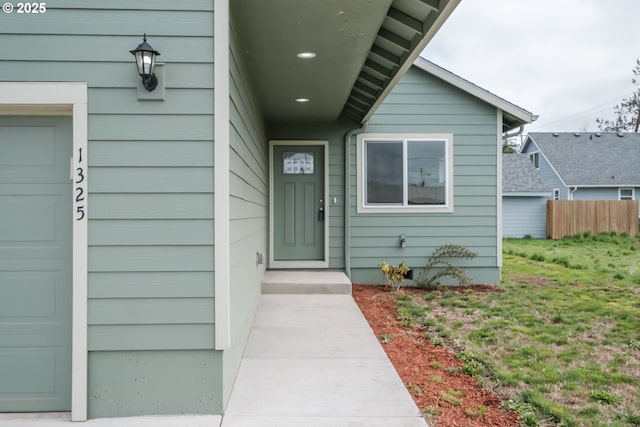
(421, 0, 640, 133)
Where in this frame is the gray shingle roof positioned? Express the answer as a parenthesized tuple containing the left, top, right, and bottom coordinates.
(525, 132, 640, 186)
(503, 153, 550, 193)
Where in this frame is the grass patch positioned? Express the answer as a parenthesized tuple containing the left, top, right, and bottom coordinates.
(394, 236, 640, 426)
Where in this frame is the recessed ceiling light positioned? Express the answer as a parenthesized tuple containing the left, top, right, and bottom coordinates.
(297, 52, 316, 59)
(296, 98, 310, 103)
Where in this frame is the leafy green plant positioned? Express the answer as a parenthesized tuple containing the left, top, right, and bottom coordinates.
(415, 244, 477, 289)
(379, 260, 409, 291)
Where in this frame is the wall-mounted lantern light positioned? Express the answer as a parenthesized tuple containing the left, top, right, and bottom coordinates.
(130, 34, 160, 92)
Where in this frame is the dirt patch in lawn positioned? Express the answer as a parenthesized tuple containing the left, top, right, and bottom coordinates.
(353, 284, 519, 427)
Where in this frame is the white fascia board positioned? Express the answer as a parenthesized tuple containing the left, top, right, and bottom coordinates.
(362, 0, 461, 123)
(413, 58, 535, 125)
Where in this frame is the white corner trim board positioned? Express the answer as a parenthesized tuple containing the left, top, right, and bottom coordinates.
(214, 0, 231, 350)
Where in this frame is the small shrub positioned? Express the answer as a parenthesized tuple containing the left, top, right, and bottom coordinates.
(380, 261, 409, 291)
(415, 244, 477, 289)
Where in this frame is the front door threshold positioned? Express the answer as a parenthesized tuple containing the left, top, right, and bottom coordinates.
(262, 270, 351, 295)
(269, 260, 328, 269)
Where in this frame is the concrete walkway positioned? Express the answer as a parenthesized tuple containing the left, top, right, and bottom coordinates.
(220, 294, 428, 427)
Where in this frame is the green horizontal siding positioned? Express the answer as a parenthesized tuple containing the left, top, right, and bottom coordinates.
(90, 220, 213, 246)
(49, 1, 213, 10)
(89, 272, 214, 299)
(90, 194, 214, 219)
(3, 11, 213, 36)
(225, 24, 268, 408)
(2, 3, 218, 417)
(90, 140, 214, 167)
(88, 167, 213, 193)
(0, 35, 213, 63)
(351, 66, 501, 284)
(0, 63, 214, 89)
(89, 298, 215, 325)
(88, 89, 215, 115)
(89, 246, 214, 272)
(89, 115, 214, 141)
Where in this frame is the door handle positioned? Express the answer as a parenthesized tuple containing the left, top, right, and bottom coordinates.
(318, 199, 324, 221)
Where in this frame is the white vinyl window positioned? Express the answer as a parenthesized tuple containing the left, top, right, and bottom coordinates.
(553, 188, 560, 200)
(357, 134, 453, 213)
(619, 188, 634, 200)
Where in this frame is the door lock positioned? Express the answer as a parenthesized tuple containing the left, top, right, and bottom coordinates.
(318, 199, 325, 221)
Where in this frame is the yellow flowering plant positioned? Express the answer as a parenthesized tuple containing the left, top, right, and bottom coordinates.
(380, 261, 410, 291)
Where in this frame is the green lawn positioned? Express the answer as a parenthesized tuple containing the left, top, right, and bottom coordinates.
(399, 233, 640, 426)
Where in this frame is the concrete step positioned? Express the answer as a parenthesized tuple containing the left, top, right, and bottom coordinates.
(261, 271, 351, 295)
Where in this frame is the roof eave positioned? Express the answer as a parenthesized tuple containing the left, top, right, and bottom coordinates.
(359, 0, 462, 123)
(413, 57, 536, 130)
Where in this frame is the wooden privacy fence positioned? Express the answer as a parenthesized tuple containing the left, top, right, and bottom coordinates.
(547, 200, 639, 239)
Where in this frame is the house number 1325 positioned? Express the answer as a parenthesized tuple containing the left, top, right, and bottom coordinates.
(75, 147, 86, 221)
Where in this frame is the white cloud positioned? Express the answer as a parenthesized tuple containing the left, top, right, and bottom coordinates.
(422, 0, 640, 132)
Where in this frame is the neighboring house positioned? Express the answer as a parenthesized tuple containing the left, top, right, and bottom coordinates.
(502, 153, 551, 238)
(521, 132, 640, 206)
(0, 1, 534, 421)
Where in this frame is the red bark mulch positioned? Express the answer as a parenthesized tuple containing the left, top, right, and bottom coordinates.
(352, 284, 520, 427)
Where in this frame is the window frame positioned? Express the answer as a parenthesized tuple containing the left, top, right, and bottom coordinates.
(619, 187, 634, 200)
(356, 133, 454, 214)
(529, 151, 540, 169)
(553, 188, 560, 200)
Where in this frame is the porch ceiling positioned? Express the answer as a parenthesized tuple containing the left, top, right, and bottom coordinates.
(232, 0, 459, 124)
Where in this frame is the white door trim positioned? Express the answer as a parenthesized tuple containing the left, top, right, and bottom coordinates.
(269, 140, 329, 269)
(0, 82, 88, 421)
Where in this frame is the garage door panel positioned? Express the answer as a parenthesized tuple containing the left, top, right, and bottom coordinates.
(0, 186, 71, 252)
(0, 350, 57, 393)
(0, 196, 58, 243)
(0, 271, 70, 319)
(0, 121, 69, 184)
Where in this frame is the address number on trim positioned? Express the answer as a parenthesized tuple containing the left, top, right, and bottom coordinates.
(74, 147, 86, 221)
